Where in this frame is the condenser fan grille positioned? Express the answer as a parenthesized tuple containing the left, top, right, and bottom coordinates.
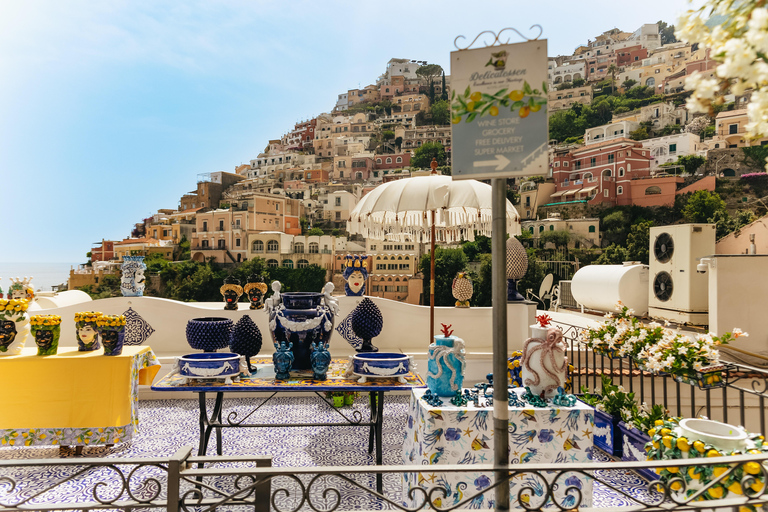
(654, 233, 674, 263)
(653, 271, 673, 302)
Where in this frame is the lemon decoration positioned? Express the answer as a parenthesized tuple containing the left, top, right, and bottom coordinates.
(667, 466, 679, 473)
(489, 106, 499, 116)
(744, 462, 762, 475)
(676, 437, 690, 451)
(660, 428, 672, 437)
(728, 482, 744, 495)
(662, 435, 674, 449)
(708, 485, 724, 499)
(670, 481, 683, 491)
(707, 449, 721, 458)
(654, 419, 665, 426)
(648, 428, 657, 437)
(693, 440, 706, 453)
(688, 467, 701, 480)
(653, 439, 660, 449)
(713, 466, 728, 477)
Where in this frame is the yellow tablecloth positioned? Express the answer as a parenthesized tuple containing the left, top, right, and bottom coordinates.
(0, 346, 159, 447)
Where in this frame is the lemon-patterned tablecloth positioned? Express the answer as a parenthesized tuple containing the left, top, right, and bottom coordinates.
(0, 346, 159, 447)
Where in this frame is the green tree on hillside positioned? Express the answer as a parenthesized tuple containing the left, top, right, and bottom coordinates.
(539, 230, 571, 250)
(412, 141, 447, 168)
(419, 247, 468, 306)
(306, 227, 324, 236)
(657, 20, 678, 45)
(416, 64, 443, 89)
(683, 190, 726, 223)
(595, 244, 629, 264)
(430, 100, 451, 125)
(626, 221, 653, 264)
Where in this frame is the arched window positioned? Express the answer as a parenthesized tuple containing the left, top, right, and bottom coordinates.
(356, 172, 363, 179)
(398, 256, 403, 260)
(539, 225, 545, 233)
(252, 240, 264, 252)
(309, 242, 319, 253)
(298, 259, 309, 268)
(294, 242, 304, 254)
(386, 157, 392, 164)
(267, 259, 278, 268)
(267, 240, 278, 253)
(619, 167, 625, 177)
(282, 259, 294, 268)
(645, 186, 662, 195)
(529, 226, 534, 234)
(376, 158, 382, 164)
(396, 157, 402, 163)
(603, 169, 612, 177)
(617, 186, 624, 195)
(646, 77, 655, 87)
(589, 225, 596, 233)
(583, 172, 592, 179)
(549, 225, 554, 231)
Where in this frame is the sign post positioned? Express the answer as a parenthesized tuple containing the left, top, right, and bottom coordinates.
(450, 38, 548, 511)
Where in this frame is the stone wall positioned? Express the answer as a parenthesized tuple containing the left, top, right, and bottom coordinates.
(704, 147, 765, 177)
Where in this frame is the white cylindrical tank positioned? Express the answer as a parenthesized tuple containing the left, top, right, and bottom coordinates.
(571, 263, 649, 316)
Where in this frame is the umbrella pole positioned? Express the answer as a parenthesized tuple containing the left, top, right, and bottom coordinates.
(492, 179, 509, 511)
(430, 209, 435, 343)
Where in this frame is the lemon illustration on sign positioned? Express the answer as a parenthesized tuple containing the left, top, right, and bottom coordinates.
(530, 104, 542, 112)
(744, 462, 762, 475)
(677, 437, 690, 451)
(489, 106, 499, 116)
(470, 92, 482, 102)
(452, 116, 461, 124)
(519, 106, 531, 118)
(693, 440, 706, 453)
(467, 101, 476, 112)
(508, 90, 524, 101)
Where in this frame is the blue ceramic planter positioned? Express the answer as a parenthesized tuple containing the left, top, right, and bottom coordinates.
(619, 422, 655, 481)
(427, 336, 465, 397)
(352, 352, 410, 382)
(186, 317, 233, 352)
(179, 352, 241, 380)
(592, 407, 623, 457)
(269, 292, 335, 370)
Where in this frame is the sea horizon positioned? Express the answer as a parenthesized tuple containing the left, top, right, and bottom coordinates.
(0, 262, 82, 293)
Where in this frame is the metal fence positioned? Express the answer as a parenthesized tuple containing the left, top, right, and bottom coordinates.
(554, 320, 768, 436)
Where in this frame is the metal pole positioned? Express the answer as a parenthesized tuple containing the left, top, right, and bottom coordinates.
(492, 178, 509, 511)
(430, 209, 436, 343)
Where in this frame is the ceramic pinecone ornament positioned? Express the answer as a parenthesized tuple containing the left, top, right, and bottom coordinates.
(230, 315, 262, 374)
(452, 271, 473, 307)
(350, 298, 382, 353)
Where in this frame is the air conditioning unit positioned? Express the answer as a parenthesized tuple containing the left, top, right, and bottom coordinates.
(647, 224, 715, 325)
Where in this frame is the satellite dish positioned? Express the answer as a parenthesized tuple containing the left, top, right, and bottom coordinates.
(539, 274, 554, 300)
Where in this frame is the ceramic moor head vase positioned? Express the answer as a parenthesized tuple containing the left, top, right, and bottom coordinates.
(342, 255, 369, 296)
(0, 299, 31, 356)
(29, 315, 61, 356)
(220, 276, 243, 311)
(75, 311, 103, 351)
(266, 281, 336, 371)
(97, 314, 126, 356)
(120, 256, 146, 297)
(244, 274, 268, 310)
(186, 317, 234, 352)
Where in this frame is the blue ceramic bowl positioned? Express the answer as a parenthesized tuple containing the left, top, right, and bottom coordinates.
(352, 352, 410, 378)
(179, 352, 240, 378)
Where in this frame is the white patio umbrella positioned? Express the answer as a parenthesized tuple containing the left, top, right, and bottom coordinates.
(347, 173, 521, 342)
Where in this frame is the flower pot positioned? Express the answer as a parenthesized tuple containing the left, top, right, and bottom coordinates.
(619, 422, 656, 481)
(120, 256, 146, 297)
(427, 335, 466, 397)
(179, 352, 241, 381)
(268, 291, 335, 370)
(673, 365, 729, 390)
(352, 352, 410, 382)
(594, 346, 624, 359)
(344, 393, 355, 406)
(98, 314, 126, 356)
(332, 396, 344, 408)
(592, 407, 623, 457)
(0, 299, 31, 356)
(186, 317, 233, 352)
(30, 315, 61, 356)
(75, 311, 103, 352)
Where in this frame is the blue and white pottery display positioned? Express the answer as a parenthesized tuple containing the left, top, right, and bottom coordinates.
(351, 352, 411, 383)
(178, 352, 241, 384)
(619, 422, 656, 481)
(273, 341, 294, 380)
(350, 297, 382, 353)
(186, 317, 234, 352)
(310, 341, 331, 380)
(593, 407, 623, 457)
(427, 324, 466, 397)
(230, 315, 262, 375)
(342, 255, 368, 296)
(120, 256, 146, 297)
(266, 281, 337, 370)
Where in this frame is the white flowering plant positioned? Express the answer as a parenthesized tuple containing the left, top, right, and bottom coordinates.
(635, 327, 747, 379)
(580, 374, 637, 422)
(579, 302, 641, 357)
(677, 2, 768, 159)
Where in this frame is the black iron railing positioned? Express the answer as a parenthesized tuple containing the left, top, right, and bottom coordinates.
(554, 320, 768, 434)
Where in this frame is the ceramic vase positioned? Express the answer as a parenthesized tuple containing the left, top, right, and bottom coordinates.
(98, 314, 126, 356)
(342, 255, 368, 296)
(75, 311, 104, 352)
(220, 276, 243, 311)
(244, 275, 268, 310)
(120, 256, 146, 297)
(521, 325, 567, 399)
(310, 341, 331, 380)
(267, 287, 335, 370)
(272, 341, 294, 379)
(427, 335, 466, 397)
(29, 315, 62, 356)
(186, 317, 233, 352)
(0, 299, 31, 356)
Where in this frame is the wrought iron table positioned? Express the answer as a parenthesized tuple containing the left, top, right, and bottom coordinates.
(151, 357, 426, 492)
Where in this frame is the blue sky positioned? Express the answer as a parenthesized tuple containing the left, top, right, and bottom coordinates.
(0, 0, 693, 264)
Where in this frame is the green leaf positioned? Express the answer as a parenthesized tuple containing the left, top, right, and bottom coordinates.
(495, 88, 508, 97)
(529, 97, 534, 107)
(464, 86, 471, 97)
(511, 100, 524, 109)
(451, 90, 456, 100)
(523, 81, 532, 95)
(466, 112, 477, 123)
(542, 81, 548, 94)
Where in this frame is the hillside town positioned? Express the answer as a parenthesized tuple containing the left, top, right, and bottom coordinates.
(72, 21, 768, 304)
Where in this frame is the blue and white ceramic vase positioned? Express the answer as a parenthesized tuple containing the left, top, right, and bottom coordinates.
(97, 314, 126, 356)
(186, 317, 233, 352)
(310, 341, 331, 380)
(266, 282, 337, 370)
(273, 341, 294, 379)
(120, 256, 146, 297)
(427, 333, 466, 397)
